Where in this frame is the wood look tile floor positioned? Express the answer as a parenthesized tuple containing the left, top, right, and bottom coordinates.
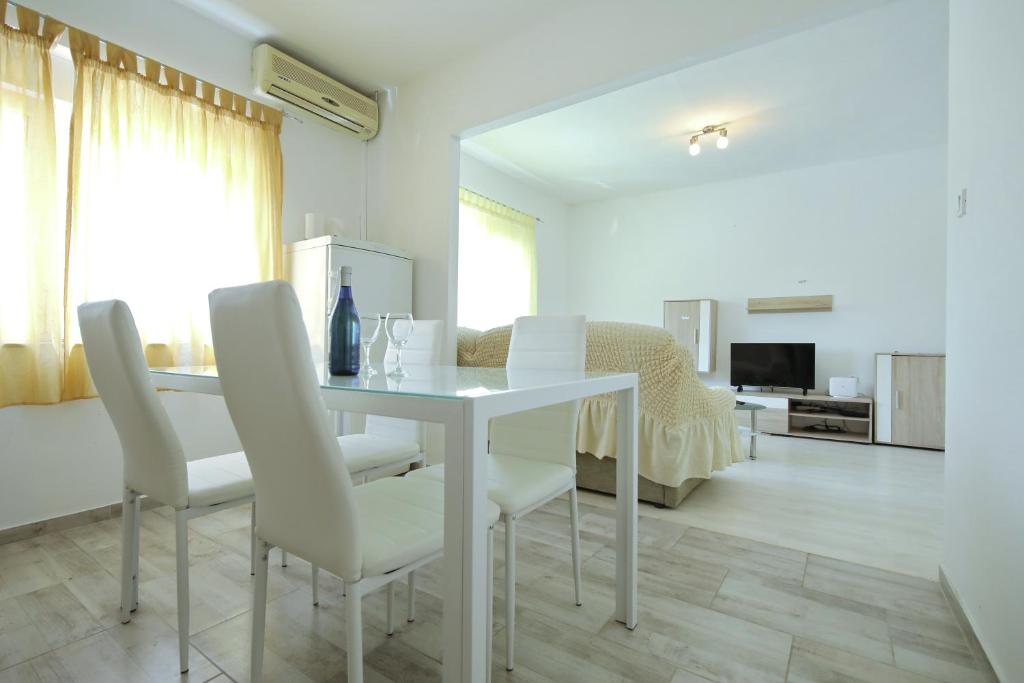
(0, 488, 987, 682)
(581, 434, 945, 579)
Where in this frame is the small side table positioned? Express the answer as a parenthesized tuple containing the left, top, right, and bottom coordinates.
(734, 402, 766, 460)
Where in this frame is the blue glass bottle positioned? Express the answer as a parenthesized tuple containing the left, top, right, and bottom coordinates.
(328, 266, 361, 375)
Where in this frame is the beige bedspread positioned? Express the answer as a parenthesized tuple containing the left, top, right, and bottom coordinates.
(458, 322, 744, 487)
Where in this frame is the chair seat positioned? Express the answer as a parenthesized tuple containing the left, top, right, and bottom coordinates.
(186, 451, 254, 508)
(352, 477, 500, 577)
(337, 433, 421, 475)
(406, 453, 575, 516)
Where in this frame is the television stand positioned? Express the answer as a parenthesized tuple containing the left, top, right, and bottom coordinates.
(732, 390, 873, 444)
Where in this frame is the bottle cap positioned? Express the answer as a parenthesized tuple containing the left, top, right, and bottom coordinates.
(340, 266, 352, 286)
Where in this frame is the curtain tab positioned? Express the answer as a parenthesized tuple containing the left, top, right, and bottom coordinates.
(15, 5, 41, 35)
(181, 74, 197, 98)
(163, 65, 180, 91)
(68, 29, 100, 61)
(0, 1, 7, 29)
(144, 58, 160, 83)
(233, 93, 245, 114)
(105, 43, 124, 68)
(214, 87, 232, 110)
(121, 49, 138, 74)
(200, 81, 214, 103)
(42, 16, 66, 46)
(263, 106, 283, 129)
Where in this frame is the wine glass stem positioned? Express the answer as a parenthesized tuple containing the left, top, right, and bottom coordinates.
(395, 346, 404, 374)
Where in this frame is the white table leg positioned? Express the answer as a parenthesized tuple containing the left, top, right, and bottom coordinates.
(443, 402, 490, 682)
(614, 384, 638, 629)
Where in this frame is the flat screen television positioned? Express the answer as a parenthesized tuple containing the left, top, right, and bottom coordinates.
(730, 343, 815, 393)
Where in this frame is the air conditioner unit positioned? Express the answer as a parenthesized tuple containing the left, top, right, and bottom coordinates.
(253, 44, 378, 140)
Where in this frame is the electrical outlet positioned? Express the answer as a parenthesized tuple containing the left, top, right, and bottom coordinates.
(956, 188, 967, 218)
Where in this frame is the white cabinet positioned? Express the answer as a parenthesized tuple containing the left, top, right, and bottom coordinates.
(875, 353, 945, 449)
(663, 299, 718, 373)
(284, 236, 413, 367)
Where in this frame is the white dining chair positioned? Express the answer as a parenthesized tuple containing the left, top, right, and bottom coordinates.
(329, 318, 443, 485)
(78, 300, 257, 675)
(285, 320, 444, 596)
(208, 281, 499, 683)
(408, 314, 586, 671)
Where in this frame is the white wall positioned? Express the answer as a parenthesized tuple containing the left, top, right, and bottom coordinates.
(366, 0, 890, 358)
(943, 1, 1024, 680)
(565, 146, 947, 394)
(458, 153, 570, 318)
(0, 0, 365, 530)
(0, 396, 243, 529)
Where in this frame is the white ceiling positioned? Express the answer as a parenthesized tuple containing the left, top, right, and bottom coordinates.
(173, 0, 585, 92)
(463, 0, 948, 204)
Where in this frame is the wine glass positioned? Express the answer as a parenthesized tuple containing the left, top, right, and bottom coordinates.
(359, 314, 382, 376)
(384, 313, 414, 377)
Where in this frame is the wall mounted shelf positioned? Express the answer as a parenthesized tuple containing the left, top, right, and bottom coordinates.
(747, 295, 833, 314)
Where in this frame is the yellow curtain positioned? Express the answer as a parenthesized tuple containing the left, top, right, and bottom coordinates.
(63, 29, 283, 399)
(0, 4, 65, 406)
(457, 188, 537, 331)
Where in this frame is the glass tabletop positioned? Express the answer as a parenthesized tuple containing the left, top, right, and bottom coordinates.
(150, 363, 631, 401)
(734, 401, 766, 411)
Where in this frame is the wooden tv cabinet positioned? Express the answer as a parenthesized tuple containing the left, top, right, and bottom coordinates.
(733, 390, 874, 444)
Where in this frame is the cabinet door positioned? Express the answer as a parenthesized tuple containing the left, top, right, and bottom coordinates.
(664, 301, 701, 370)
(891, 356, 945, 449)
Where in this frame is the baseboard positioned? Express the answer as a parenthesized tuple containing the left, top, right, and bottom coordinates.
(0, 497, 163, 547)
(938, 565, 1002, 683)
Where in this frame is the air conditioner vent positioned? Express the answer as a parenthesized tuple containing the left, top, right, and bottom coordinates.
(254, 44, 378, 140)
(269, 53, 376, 120)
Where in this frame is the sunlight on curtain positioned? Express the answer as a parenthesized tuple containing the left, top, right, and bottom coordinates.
(457, 188, 537, 331)
(0, 9, 65, 407)
(63, 30, 283, 399)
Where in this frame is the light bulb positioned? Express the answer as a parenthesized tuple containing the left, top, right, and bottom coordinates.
(689, 137, 701, 156)
(716, 130, 729, 150)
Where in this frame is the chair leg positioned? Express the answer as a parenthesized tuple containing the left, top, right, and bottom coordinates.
(174, 510, 190, 674)
(406, 571, 416, 622)
(487, 526, 494, 683)
(569, 487, 583, 606)
(504, 515, 516, 671)
(311, 565, 320, 606)
(130, 494, 140, 612)
(346, 581, 364, 683)
(281, 550, 288, 567)
(119, 489, 136, 624)
(386, 581, 396, 635)
(251, 541, 270, 683)
(250, 503, 257, 576)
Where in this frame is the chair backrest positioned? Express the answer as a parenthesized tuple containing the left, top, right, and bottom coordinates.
(366, 319, 444, 444)
(78, 300, 189, 508)
(490, 315, 586, 469)
(209, 281, 362, 580)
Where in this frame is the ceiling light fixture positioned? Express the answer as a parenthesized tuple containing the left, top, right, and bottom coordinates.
(686, 124, 730, 156)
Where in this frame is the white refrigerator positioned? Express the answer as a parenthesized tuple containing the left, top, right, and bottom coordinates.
(284, 235, 413, 368)
(285, 236, 413, 435)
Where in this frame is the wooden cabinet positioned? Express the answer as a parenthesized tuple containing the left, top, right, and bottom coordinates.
(664, 299, 717, 373)
(735, 391, 873, 444)
(875, 353, 945, 449)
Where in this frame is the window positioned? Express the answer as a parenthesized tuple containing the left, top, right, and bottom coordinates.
(457, 188, 537, 331)
(0, 22, 64, 405)
(0, 11, 283, 406)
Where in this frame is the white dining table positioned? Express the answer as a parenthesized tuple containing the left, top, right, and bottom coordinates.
(150, 362, 638, 682)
